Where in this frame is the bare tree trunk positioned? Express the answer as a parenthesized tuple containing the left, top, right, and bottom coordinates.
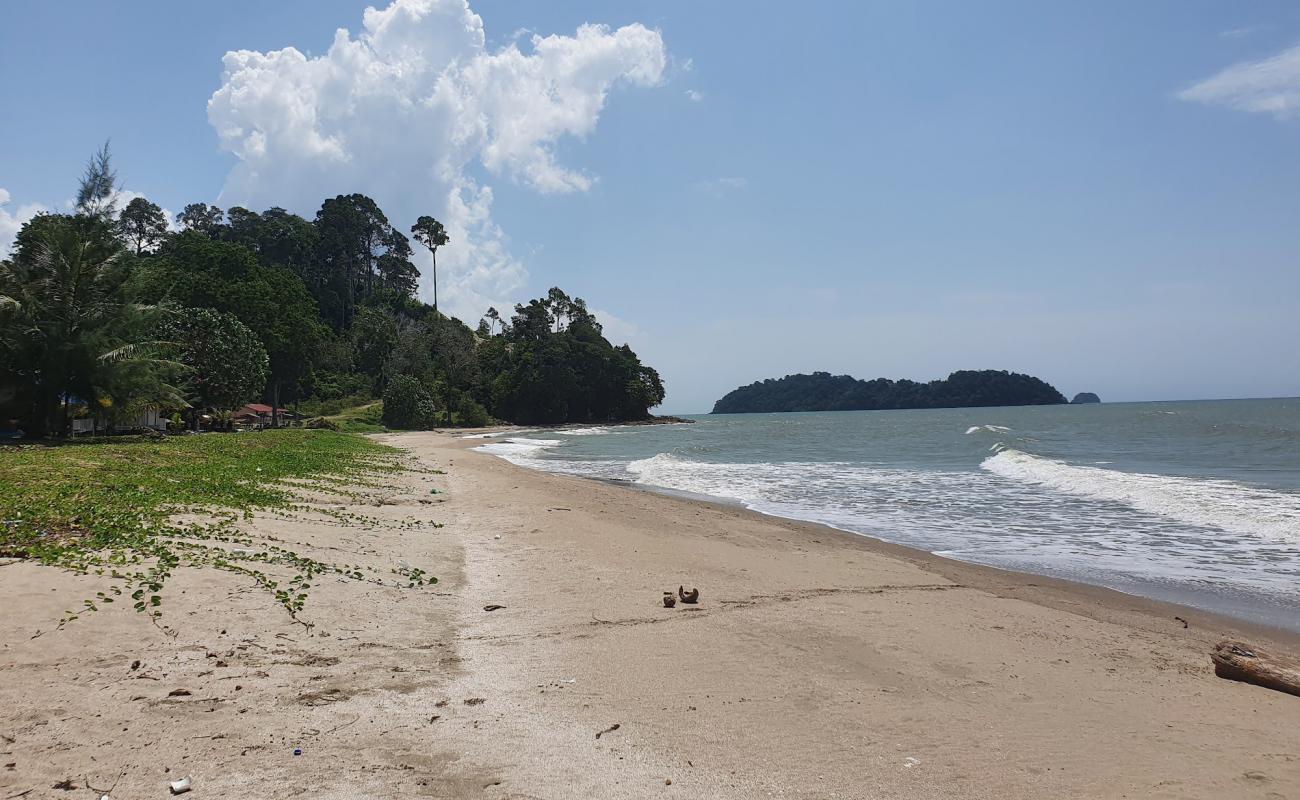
(432, 249, 438, 316)
(272, 381, 281, 429)
(1213, 640, 1300, 697)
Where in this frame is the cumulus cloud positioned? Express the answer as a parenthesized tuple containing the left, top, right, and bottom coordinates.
(684, 89, 703, 102)
(1178, 43, 1300, 118)
(207, 0, 667, 320)
(0, 189, 49, 260)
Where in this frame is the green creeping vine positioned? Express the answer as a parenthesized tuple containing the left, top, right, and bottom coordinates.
(0, 429, 438, 627)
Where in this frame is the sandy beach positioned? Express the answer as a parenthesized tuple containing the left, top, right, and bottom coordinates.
(2, 430, 1297, 799)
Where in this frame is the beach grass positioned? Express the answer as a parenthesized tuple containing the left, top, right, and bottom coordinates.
(327, 400, 387, 433)
(0, 429, 412, 623)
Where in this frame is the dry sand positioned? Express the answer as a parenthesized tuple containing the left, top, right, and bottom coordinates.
(1, 430, 1297, 799)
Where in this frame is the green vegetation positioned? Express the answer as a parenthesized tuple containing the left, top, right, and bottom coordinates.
(712, 370, 1068, 414)
(0, 429, 434, 624)
(0, 144, 665, 435)
(326, 401, 386, 433)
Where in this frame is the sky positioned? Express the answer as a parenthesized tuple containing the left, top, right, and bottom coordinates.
(3, 1, 1300, 413)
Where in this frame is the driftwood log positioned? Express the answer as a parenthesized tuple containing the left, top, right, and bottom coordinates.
(1211, 640, 1300, 698)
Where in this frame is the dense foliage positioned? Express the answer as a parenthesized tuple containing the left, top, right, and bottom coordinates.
(382, 374, 437, 429)
(157, 308, 268, 412)
(712, 370, 1067, 414)
(0, 146, 665, 434)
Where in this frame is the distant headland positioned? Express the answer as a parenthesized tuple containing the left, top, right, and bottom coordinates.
(711, 370, 1067, 414)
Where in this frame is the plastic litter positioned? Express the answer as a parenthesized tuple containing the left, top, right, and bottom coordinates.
(169, 775, 193, 794)
(293, 747, 302, 756)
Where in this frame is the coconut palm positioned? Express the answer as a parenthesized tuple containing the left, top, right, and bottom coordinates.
(0, 216, 183, 435)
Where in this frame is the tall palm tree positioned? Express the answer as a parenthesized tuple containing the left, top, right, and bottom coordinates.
(410, 216, 449, 315)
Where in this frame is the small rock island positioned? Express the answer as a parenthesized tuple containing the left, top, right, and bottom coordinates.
(1071, 392, 1101, 404)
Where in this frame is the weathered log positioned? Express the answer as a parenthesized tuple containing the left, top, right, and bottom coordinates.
(1211, 640, 1300, 698)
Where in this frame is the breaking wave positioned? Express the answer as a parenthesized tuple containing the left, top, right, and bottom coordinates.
(982, 448, 1300, 545)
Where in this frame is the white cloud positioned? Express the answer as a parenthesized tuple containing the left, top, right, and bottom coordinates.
(0, 189, 49, 260)
(207, 0, 667, 321)
(1219, 26, 1265, 40)
(592, 307, 640, 344)
(1178, 43, 1300, 118)
(684, 89, 703, 102)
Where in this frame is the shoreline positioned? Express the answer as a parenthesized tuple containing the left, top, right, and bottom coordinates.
(458, 434, 1300, 650)
(467, 432, 1300, 639)
(2, 430, 1297, 798)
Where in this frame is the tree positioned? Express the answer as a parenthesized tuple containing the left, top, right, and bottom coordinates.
(315, 194, 412, 326)
(350, 307, 398, 390)
(410, 216, 449, 314)
(159, 308, 268, 412)
(117, 197, 169, 254)
(471, 290, 662, 424)
(377, 228, 419, 297)
(176, 203, 224, 235)
(136, 232, 326, 426)
(76, 141, 119, 221)
(0, 213, 178, 434)
(381, 374, 436, 429)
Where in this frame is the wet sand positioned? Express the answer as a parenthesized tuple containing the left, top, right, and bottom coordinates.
(1, 430, 1297, 798)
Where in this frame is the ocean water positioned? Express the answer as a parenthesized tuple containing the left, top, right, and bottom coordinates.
(473, 399, 1300, 632)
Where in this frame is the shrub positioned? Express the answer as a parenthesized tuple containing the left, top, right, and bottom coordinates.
(382, 375, 437, 430)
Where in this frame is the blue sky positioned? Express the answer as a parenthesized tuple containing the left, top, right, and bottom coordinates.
(3, 1, 1300, 412)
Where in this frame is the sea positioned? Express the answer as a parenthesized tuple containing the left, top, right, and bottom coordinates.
(472, 399, 1300, 633)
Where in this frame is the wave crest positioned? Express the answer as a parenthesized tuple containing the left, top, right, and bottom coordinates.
(982, 448, 1300, 544)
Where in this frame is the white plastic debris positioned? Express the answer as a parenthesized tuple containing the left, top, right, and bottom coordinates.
(169, 775, 193, 794)
(493, 535, 501, 540)
(231, 547, 255, 557)
(903, 757, 921, 768)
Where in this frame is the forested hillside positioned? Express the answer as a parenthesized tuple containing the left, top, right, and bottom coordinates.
(712, 370, 1066, 414)
(0, 146, 664, 435)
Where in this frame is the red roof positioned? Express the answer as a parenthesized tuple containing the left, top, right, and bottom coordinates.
(242, 403, 274, 414)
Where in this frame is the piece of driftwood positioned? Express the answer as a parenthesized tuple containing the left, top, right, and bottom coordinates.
(678, 586, 699, 604)
(1211, 640, 1300, 698)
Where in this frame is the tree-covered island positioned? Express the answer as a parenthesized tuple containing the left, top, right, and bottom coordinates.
(712, 370, 1067, 414)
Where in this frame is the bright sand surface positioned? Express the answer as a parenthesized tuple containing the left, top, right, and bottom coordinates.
(2, 430, 1298, 798)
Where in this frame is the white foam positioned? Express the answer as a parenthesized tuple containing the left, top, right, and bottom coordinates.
(478, 440, 1300, 612)
(965, 424, 1011, 435)
(474, 437, 562, 460)
(983, 448, 1300, 545)
(565, 427, 611, 436)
